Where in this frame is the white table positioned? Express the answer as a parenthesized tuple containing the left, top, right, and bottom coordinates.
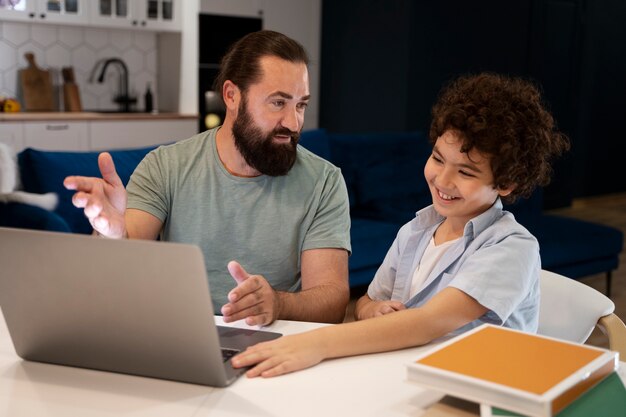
(0, 311, 448, 417)
(1, 312, 624, 417)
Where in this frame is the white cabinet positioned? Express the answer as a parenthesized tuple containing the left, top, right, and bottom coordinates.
(89, 119, 196, 151)
(0, 0, 90, 26)
(0, 123, 25, 153)
(23, 121, 89, 151)
(91, 0, 180, 31)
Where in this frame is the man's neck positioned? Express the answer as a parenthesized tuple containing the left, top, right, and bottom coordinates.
(215, 125, 261, 178)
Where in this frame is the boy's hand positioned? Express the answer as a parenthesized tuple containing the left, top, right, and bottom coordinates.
(355, 299, 406, 320)
(232, 332, 325, 378)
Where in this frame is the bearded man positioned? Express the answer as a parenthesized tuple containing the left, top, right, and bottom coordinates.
(64, 31, 351, 325)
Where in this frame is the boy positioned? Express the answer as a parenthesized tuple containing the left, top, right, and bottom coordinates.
(231, 73, 570, 377)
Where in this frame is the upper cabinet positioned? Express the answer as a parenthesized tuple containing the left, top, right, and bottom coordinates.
(0, 0, 180, 32)
(0, 0, 90, 25)
(90, 0, 180, 31)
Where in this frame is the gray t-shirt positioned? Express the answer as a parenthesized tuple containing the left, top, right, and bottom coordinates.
(126, 127, 351, 312)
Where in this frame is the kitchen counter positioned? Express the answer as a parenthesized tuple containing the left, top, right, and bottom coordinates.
(0, 112, 198, 122)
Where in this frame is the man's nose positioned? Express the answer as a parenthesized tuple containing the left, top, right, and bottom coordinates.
(281, 108, 301, 133)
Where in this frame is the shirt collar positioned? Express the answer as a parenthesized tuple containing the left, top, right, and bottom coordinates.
(412, 198, 504, 240)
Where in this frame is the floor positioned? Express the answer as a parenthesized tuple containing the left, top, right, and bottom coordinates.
(343, 192, 626, 349)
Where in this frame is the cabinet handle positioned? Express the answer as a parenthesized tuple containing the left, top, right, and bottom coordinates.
(46, 124, 69, 131)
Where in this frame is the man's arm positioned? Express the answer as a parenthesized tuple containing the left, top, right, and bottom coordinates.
(280, 247, 350, 323)
(125, 208, 162, 240)
(221, 248, 350, 325)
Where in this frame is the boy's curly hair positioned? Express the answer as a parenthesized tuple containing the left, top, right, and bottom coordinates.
(429, 73, 570, 203)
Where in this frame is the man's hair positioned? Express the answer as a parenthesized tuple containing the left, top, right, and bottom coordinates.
(429, 73, 570, 203)
(213, 30, 309, 102)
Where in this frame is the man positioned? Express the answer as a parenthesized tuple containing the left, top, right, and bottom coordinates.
(64, 30, 351, 326)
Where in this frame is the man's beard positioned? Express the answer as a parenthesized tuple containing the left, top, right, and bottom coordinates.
(233, 98, 300, 177)
(231, 98, 300, 177)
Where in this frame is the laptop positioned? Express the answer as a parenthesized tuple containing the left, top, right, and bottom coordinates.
(0, 227, 281, 387)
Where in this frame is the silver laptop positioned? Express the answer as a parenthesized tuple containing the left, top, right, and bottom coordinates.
(0, 227, 281, 387)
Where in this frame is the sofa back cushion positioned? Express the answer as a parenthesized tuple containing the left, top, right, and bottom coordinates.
(328, 131, 432, 224)
(19, 146, 155, 234)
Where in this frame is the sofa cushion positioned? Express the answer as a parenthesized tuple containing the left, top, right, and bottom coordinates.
(329, 131, 432, 220)
(0, 202, 71, 232)
(19, 146, 155, 234)
(299, 128, 331, 160)
(349, 217, 399, 273)
(532, 214, 623, 277)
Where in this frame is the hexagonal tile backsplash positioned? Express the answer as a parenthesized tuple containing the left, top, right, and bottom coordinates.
(0, 21, 157, 112)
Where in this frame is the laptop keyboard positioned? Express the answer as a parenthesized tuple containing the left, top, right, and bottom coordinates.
(221, 348, 239, 362)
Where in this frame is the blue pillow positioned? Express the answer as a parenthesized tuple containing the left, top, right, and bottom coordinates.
(0, 202, 71, 232)
(18, 146, 155, 234)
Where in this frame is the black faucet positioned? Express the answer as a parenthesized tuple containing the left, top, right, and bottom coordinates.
(97, 58, 137, 112)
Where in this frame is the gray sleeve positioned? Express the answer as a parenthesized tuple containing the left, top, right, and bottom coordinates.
(126, 150, 169, 222)
(301, 167, 352, 254)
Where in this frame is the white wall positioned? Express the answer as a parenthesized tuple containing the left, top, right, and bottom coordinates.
(0, 21, 157, 112)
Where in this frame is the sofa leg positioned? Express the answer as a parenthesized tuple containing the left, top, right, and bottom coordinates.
(606, 270, 612, 298)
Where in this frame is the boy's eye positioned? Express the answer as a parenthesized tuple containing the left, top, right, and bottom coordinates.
(459, 170, 475, 178)
(431, 154, 443, 163)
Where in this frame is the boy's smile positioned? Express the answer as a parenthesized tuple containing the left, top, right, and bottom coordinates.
(424, 130, 513, 233)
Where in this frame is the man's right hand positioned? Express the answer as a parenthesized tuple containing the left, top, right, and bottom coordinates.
(63, 152, 127, 238)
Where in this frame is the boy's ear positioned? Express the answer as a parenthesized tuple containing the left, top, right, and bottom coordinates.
(497, 184, 516, 197)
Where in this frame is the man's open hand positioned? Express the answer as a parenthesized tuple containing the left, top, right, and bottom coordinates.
(221, 261, 282, 326)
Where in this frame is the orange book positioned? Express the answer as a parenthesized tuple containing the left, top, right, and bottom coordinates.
(407, 324, 618, 417)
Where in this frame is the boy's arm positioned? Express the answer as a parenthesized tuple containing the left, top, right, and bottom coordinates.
(232, 287, 487, 377)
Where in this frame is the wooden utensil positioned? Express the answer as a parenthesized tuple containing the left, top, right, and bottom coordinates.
(62, 66, 82, 112)
(19, 52, 55, 111)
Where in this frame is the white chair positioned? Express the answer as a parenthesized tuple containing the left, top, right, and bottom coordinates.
(538, 269, 626, 359)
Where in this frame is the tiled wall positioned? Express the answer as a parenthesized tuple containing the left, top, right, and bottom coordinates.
(0, 20, 157, 112)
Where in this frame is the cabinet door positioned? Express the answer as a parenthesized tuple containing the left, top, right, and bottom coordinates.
(90, 0, 180, 31)
(0, 0, 37, 22)
(0, 0, 89, 25)
(135, 0, 181, 31)
(0, 123, 25, 153)
(89, 119, 196, 150)
(37, 0, 90, 25)
(90, 0, 136, 29)
(24, 121, 88, 151)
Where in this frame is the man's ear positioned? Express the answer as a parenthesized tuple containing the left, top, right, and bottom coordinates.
(222, 80, 240, 111)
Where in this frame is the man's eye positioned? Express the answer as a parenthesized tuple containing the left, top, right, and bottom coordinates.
(271, 100, 285, 107)
(297, 102, 308, 110)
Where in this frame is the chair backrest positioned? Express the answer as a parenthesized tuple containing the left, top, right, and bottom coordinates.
(538, 270, 625, 352)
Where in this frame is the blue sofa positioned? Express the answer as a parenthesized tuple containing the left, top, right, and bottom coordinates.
(298, 129, 623, 295)
(1, 129, 622, 295)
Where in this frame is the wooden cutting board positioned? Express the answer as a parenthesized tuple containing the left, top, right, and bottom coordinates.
(19, 52, 54, 111)
(62, 66, 82, 112)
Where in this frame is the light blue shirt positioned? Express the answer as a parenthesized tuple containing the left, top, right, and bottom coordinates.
(367, 199, 540, 334)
